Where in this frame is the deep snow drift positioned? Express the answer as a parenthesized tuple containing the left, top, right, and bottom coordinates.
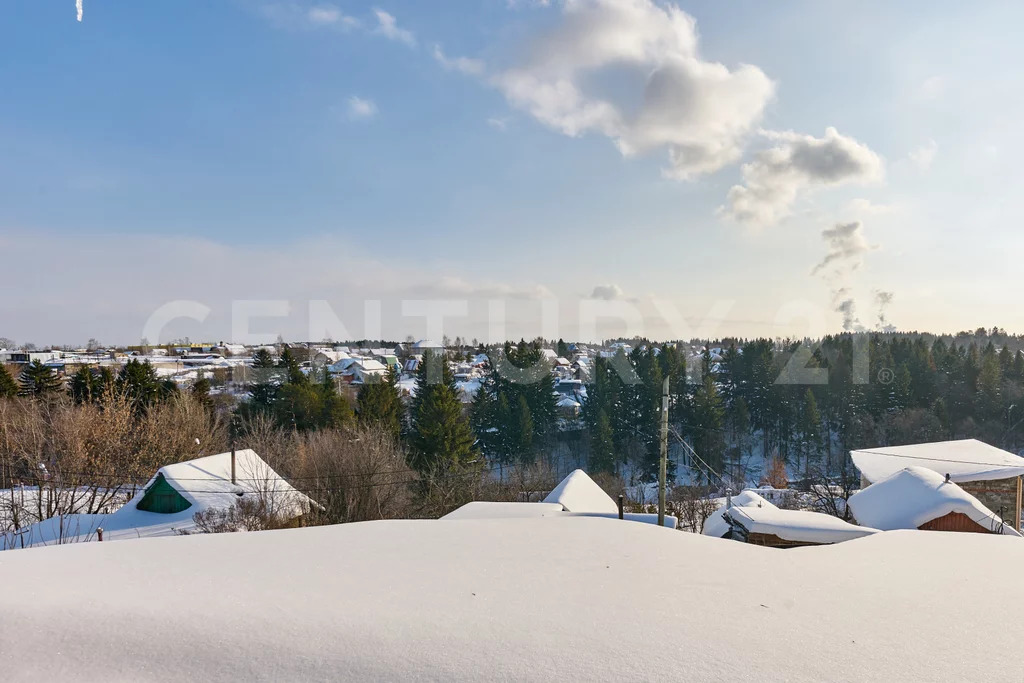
(2, 518, 1022, 681)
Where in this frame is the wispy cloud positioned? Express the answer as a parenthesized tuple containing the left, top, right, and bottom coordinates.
(373, 8, 416, 47)
(347, 96, 378, 120)
(306, 4, 359, 29)
(433, 44, 485, 76)
(487, 117, 509, 132)
(76, 0, 83, 22)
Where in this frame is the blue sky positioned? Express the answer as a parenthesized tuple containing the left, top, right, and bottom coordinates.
(3, 0, 1024, 345)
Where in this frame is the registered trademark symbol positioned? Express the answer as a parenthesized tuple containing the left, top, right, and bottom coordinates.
(878, 368, 894, 385)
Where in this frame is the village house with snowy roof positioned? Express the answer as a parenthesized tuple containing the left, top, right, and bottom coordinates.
(3, 449, 314, 549)
(851, 439, 1024, 531)
(848, 466, 1021, 536)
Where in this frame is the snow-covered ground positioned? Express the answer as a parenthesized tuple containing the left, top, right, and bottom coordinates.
(2, 518, 1022, 681)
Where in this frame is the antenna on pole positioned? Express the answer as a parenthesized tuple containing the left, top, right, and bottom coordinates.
(658, 376, 669, 527)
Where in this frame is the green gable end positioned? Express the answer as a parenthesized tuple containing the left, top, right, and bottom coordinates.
(136, 473, 192, 514)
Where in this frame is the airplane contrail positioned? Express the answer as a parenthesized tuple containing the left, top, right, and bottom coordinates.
(76, 0, 83, 22)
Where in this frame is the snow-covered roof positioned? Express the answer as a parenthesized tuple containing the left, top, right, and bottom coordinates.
(7, 450, 312, 548)
(356, 359, 387, 372)
(556, 396, 581, 408)
(413, 339, 442, 349)
(6, 519, 1024, 680)
(851, 439, 1024, 484)
(724, 506, 879, 544)
(848, 466, 1020, 536)
(543, 469, 617, 514)
(702, 489, 776, 538)
(441, 502, 565, 520)
(454, 378, 482, 402)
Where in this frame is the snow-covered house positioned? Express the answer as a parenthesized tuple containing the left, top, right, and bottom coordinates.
(349, 359, 388, 384)
(313, 350, 349, 365)
(702, 489, 776, 538)
(377, 355, 401, 373)
(216, 343, 248, 356)
(443, 469, 675, 527)
(722, 505, 878, 548)
(556, 395, 581, 419)
(411, 339, 444, 356)
(327, 357, 358, 375)
(851, 439, 1024, 531)
(848, 466, 1021, 536)
(4, 450, 314, 549)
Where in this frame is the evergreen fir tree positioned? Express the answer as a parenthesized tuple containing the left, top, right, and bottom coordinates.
(409, 350, 479, 474)
(690, 374, 726, 478)
(19, 360, 62, 396)
(556, 338, 570, 359)
(278, 347, 307, 385)
(191, 371, 212, 409)
(252, 348, 275, 368)
(513, 395, 534, 463)
(357, 367, 403, 441)
(589, 409, 616, 474)
(799, 388, 822, 481)
(69, 366, 98, 404)
(0, 364, 18, 398)
(117, 359, 175, 409)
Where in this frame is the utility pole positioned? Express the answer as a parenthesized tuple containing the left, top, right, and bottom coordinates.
(658, 376, 669, 527)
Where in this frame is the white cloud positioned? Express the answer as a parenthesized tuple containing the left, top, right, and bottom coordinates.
(723, 127, 884, 227)
(590, 284, 624, 300)
(307, 5, 359, 29)
(347, 96, 378, 120)
(258, 2, 359, 31)
(491, 0, 774, 180)
(76, 0, 83, 22)
(908, 139, 938, 170)
(433, 45, 485, 76)
(487, 117, 510, 132)
(373, 8, 416, 47)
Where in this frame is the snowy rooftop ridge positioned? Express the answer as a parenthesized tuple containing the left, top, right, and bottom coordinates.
(542, 469, 618, 514)
(851, 439, 1024, 484)
(848, 466, 1021, 536)
(702, 489, 776, 538)
(725, 506, 879, 545)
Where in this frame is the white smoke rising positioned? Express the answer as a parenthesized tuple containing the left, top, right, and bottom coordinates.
(76, 0, 83, 22)
(812, 222, 884, 333)
(811, 221, 875, 276)
(833, 290, 862, 332)
(874, 290, 895, 332)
